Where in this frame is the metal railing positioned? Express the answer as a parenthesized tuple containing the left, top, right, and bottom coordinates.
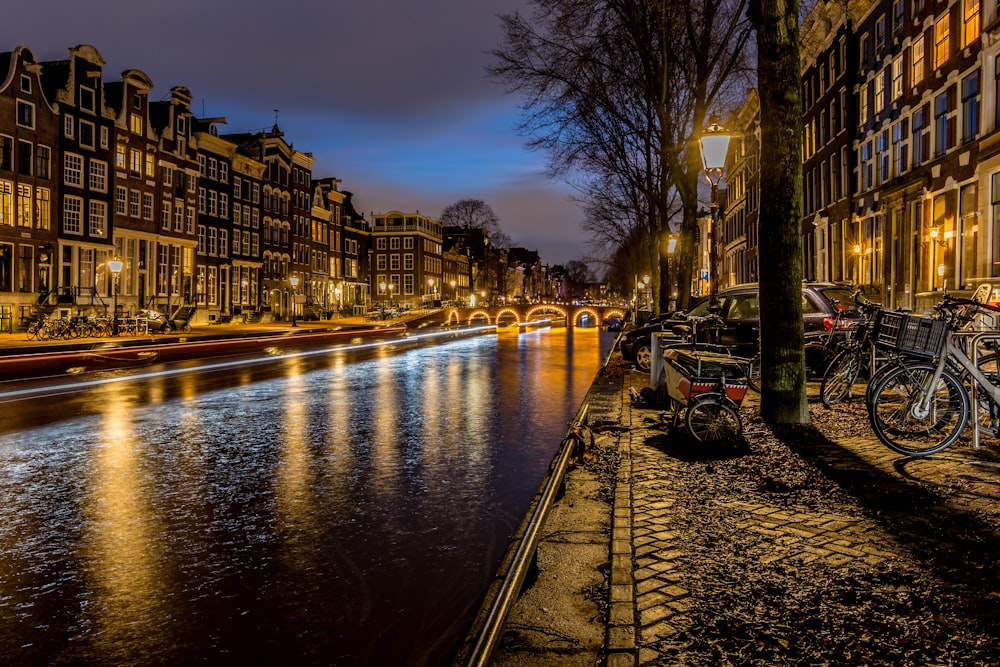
(451, 401, 591, 667)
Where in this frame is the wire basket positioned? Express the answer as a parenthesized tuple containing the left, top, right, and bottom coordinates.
(873, 310, 904, 350)
(874, 311, 948, 358)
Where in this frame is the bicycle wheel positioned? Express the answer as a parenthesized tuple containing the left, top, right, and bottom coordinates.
(867, 362, 968, 457)
(821, 345, 865, 407)
(685, 395, 743, 442)
(958, 351, 1000, 440)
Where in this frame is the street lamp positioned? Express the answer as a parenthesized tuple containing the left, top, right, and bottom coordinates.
(699, 116, 732, 314)
(289, 275, 299, 327)
(928, 227, 949, 291)
(450, 279, 456, 302)
(666, 237, 677, 311)
(107, 256, 123, 336)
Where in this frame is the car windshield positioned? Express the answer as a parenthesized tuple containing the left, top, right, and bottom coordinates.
(685, 298, 718, 318)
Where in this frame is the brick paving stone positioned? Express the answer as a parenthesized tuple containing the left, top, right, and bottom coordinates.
(598, 365, 1000, 666)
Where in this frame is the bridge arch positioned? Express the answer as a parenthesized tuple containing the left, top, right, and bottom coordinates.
(467, 309, 492, 326)
(525, 305, 568, 325)
(434, 304, 626, 329)
(494, 308, 521, 327)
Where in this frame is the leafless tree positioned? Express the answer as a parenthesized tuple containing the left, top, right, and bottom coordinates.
(440, 199, 500, 233)
(490, 0, 752, 314)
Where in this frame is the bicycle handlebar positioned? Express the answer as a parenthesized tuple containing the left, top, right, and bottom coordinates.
(852, 290, 882, 311)
(936, 293, 1000, 313)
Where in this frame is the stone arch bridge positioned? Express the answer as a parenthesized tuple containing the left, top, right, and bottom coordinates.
(440, 304, 625, 328)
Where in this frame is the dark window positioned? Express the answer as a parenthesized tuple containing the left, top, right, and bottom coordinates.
(79, 87, 95, 113)
(36, 146, 50, 179)
(0, 137, 12, 171)
(962, 72, 980, 143)
(17, 141, 31, 176)
(16, 102, 33, 128)
(79, 122, 94, 149)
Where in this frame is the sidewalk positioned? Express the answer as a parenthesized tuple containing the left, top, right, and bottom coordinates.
(492, 358, 1000, 666)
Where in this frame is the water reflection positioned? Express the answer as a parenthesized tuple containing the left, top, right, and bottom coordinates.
(0, 327, 612, 665)
(84, 387, 171, 662)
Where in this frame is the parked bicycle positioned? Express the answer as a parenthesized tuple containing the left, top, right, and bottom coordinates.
(820, 291, 887, 407)
(660, 315, 751, 441)
(866, 293, 1000, 456)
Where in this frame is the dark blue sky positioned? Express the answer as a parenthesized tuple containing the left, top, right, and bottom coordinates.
(3, 0, 589, 265)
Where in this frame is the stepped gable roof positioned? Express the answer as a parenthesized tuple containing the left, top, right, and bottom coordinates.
(40, 45, 106, 110)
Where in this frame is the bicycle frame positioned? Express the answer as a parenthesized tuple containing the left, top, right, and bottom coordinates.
(917, 331, 1000, 449)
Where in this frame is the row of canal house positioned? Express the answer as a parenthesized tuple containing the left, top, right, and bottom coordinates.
(0, 43, 358, 327)
(715, 0, 1000, 312)
(0, 42, 551, 329)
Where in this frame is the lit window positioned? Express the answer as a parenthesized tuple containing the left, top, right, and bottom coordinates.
(963, 0, 980, 48)
(935, 15, 950, 69)
(912, 39, 924, 85)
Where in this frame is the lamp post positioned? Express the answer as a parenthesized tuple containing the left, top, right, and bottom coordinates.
(289, 275, 299, 327)
(928, 227, 949, 291)
(699, 117, 732, 314)
(854, 244, 862, 288)
(450, 279, 456, 303)
(666, 236, 677, 311)
(107, 256, 123, 336)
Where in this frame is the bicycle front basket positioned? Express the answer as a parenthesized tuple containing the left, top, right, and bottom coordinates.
(873, 310, 905, 351)
(874, 311, 947, 358)
(896, 315, 948, 358)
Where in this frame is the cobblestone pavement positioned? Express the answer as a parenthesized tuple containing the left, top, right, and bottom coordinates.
(603, 368, 1000, 666)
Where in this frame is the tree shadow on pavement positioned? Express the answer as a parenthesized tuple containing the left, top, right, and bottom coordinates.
(645, 428, 752, 463)
(771, 420, 1000, 596)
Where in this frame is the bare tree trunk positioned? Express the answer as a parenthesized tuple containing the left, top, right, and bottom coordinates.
(752, 0, 808, 424)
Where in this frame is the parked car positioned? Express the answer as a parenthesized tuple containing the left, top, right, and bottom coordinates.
(619, 282, 863, 373)
(619, 306, 702, 372)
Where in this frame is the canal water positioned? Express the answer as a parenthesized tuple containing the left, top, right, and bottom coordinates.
(0, 326, 614, 666)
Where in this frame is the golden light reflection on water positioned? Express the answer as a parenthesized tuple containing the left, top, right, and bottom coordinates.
(323, 354, 356, 489)
(0, 327, 614, 664)
(275, 362, 315, 543)
(82, 385, 170, 657)
(371, 358, 402, 495)
(272, 359, 331, 641)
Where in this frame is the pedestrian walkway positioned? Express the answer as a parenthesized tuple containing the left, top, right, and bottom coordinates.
(491, 360, 1000, 666)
